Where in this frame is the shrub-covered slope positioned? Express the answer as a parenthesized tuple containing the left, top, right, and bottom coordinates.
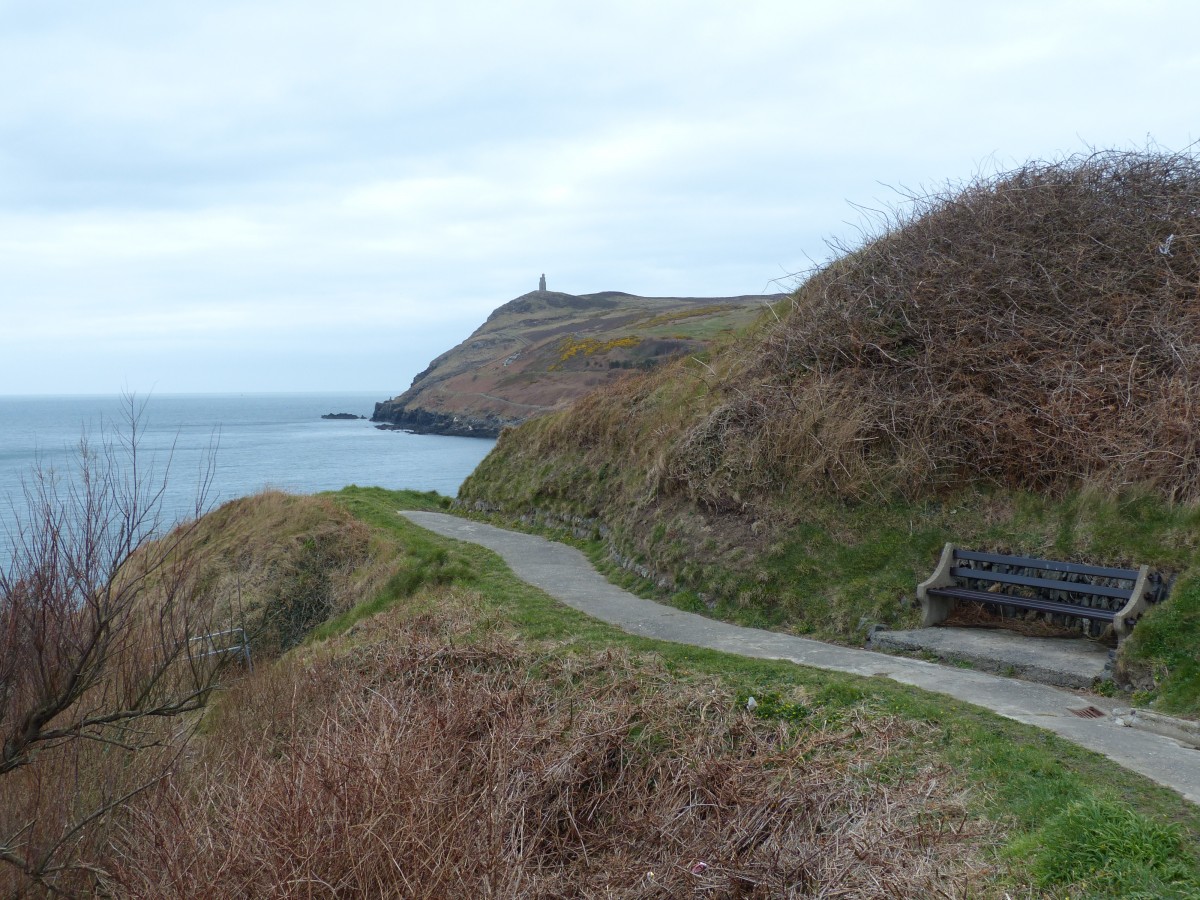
(474, 150, 1200, 505)
(723, 150, 1200, 502)
(100, 488, 1200, 898)
(460, 150, 1200, 709)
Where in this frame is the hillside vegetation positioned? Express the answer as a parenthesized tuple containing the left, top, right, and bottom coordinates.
(9, 487, 1198, 895)
(94, 490, 1200, 896)
(460, 150, 1200, 713)
(373, 288, 775, 436)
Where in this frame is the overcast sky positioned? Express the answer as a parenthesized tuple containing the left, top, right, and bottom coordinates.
(1, 0, 1196, 395)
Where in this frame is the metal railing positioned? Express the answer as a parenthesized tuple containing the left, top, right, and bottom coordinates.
(190, 627, 253, 672)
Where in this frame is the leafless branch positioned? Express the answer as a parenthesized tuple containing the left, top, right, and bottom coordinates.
(0, 394, 233, 895)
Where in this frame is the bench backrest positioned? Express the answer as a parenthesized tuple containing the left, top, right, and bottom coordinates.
(951, 549, 1138, 600)
(953, 549, 1139, 581)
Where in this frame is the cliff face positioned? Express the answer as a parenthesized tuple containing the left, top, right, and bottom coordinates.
(373, 288, 778, 438)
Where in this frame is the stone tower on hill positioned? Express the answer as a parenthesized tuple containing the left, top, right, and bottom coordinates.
(539, 273, 547, 291)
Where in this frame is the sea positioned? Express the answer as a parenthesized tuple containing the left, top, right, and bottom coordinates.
(0, 393, 496, 534)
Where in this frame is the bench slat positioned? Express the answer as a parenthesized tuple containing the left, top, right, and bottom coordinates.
(953, 549, 1138, 581)
(927, 586, 1119, 621)
(948, 567, 1133, 600)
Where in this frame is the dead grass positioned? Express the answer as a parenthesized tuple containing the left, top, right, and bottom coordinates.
(106, 588, 999, 898)
(0, 493, 399, 895)
(943, 601, 1085, 639)
(677, 149, 1200, 504)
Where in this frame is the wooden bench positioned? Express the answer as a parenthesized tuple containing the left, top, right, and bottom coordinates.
(917, 545, 1165, 643)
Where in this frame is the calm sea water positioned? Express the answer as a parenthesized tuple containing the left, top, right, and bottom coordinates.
(0, 393, 495, 530)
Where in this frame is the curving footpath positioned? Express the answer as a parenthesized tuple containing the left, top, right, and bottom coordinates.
(402, 511, 1200, 806)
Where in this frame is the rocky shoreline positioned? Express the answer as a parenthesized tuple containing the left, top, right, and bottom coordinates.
(371, 403, 508, 438)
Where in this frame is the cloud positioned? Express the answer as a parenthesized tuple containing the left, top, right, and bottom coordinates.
(0, 0, 1197, 393)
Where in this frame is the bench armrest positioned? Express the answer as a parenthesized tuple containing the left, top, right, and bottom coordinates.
(917, 543, 957, 627)
(1113, 564, 1151, 644)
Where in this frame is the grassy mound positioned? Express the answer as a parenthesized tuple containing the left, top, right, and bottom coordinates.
(469, 150, 1200, 507)
(473, 149, 1200, 505)
(687, 149, 1200, 504)
(460, 149, 1200, 709)
(187, 491, 374, 654)
(185, 488, 460, 656)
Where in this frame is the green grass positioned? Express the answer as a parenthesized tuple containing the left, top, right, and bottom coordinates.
(318, 486, 1200, 897)
(638, 307, 761, 340)
(1008, 798, 1199, 898)
(460, 455, 1200, 715)
(306, 487, 472, 641)
(1122, 573, 1200, 712)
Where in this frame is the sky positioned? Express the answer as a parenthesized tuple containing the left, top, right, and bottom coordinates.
(1, 0, 1197, 396)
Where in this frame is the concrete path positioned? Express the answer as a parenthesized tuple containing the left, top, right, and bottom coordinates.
(869, 626, 1112, 690)
(402, 511, 1200, 806)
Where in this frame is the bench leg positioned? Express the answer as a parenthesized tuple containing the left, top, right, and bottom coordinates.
(917, 543, 957, 627)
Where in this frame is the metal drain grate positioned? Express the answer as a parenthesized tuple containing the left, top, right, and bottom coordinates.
(1069, 706, 1107, 719)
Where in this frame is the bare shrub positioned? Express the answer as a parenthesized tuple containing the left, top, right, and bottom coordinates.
(108, 589, 997, 898)
(0, 400, 232, 895)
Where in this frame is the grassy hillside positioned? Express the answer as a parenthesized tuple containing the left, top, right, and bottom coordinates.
(10, 486, 1198, 895)
(373, 288, 776, 436)
(110, 488, 1200, 897)
(459, 150, 1200, 715)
